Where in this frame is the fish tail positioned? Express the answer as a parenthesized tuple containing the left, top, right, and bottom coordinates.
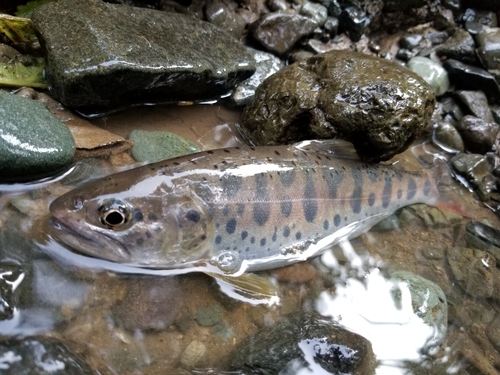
(411, 141, 475, 218)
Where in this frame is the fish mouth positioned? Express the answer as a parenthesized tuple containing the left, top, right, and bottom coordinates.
(48, 217, 131, 263)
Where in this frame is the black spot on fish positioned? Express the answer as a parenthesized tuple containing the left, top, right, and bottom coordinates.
(148, 212, 158, 220)
(237, 203, 245, 216)
(397, 189, 402, 199)
(324, 169, 344, 199)
(407, 179, 417, 200)
(185, 210, 200, 223)
(296, 232, 302, 240)
(283, 226, 290, 237)
(382, 171, 392, 208)
(134, 209, 143, 221)
(334, 215, 341, 227)
(241, 231, 248, 240)
(272, 232, 277, 242)
(251, 237, 255, 244)
(351, 168, 363, 214)
(214, 165, 218, 169)
(245, 247, 250, 252)
(136, 238, 144, 245)
(281, 196, 293, 218)
(201, 235, 206, 240)
(323, 220, 329, 230)
(366, 167, 379, 183)
(260, 238, 266, 246)
(275, 150, 281, 156)
(222, 205, 230, 216)
(368, 193, 375, 207)
(145, 231, 152, 239)
(221, 174, 243, 198)
(303, 171, 318, 222)
(423, 179, 431, 196)
(215, 235, 222, 245)
(223, 149, 230, 153)
(207, 150, 214, 154)
(253, 173, 270, 226)
(226, 218, 237, 234)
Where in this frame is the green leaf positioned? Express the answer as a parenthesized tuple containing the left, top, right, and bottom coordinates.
(0, 14, 40, 53)
(16, 0, 55, 19)
(0, 44, 47, 88)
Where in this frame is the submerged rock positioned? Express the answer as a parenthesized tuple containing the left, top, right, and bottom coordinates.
(455, 115, 498, 154)
(407, 56, 449, 96)
(0, 91, 75, 182)
(32, 0, 255, 113)
(230, 311, 376, 374)
(129, 130, 200, 163)
(240, 50, 435, 162)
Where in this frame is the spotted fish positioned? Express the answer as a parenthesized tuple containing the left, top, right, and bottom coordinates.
(49, 140, 447, 275)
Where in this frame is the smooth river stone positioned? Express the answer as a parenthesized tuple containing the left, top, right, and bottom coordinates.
(0, 91, 75, 182)
(32, 0, 255, 113)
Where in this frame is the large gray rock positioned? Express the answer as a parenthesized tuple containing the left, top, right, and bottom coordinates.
(32, 0, 255, 113)
(240, 50, 436, 162)
(0, 91, 75, 182)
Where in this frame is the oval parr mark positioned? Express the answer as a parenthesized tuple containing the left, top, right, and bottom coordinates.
(423, 179, 431, 196)
(226, 218, 237, 234)
(296, 232, 302, 240)
(334, 214, 341, 227)
(397, 189, 402, 199)
(260, 238, 266, 246)
(253, 173, 270, 226)
(279, 168, 296, 187)
(303, 172, 318, 223)
(324, 169, 344, 199)
(368, 192, 375, 207)
(323, 219, 329, 230)
(407, 178, 417, 200)
(241, 231, 248, 240)
(350, 168, 363, 214)
(221, 174, 243, 198)
(283, 226, 290, 237)
(280, 196, 293, 218)
(382, 171, 392, 208)
(215, 235, 222, 245)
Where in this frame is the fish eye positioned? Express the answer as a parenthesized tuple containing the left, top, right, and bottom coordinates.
(98, 200, 132, 229)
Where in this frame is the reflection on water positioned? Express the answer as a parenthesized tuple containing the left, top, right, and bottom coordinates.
(0, 104, 499, 375)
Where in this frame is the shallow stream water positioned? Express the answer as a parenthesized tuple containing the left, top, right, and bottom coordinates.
(1, 102, 499, 375)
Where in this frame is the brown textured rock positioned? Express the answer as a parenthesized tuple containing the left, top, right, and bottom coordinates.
(240, 50, 435, 162)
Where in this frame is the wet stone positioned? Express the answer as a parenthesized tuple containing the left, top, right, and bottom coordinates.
(300, 1, 328, 26)
(399, 34, 423, 50)
(0, 337, 92, 374)
(205, 0, 246, 38)
(442, 59, 500, 101)
(196, 303, 224, 327)
(390, 270, 448, 345)
(407, 56, 449, 96)
(454, 115, 498, 154)
(129, 130, 200, 163)
(32, 0, 255, 113)
(230, 311, 376, 374)
(454, 90, 494, 123)
(435, 28, 477, 64)
(112, 277, 183, 331)
(433, 122, 464, 152)
(323, 17, 339, 37)
(465, 221, 500, 265)
(372, 213, 400, 231)
(434, 9, 455, 31)
(180, 340, 206, 368)
(476, 28, 500, 80)
(486, 314, 500, 352)
(438, 96, 465, 121)
(230, 47, 285, 106)
(450, 153, 490, 189)
(250, 13, 318, 56)
(338, 6, 366, 42)
(0, 91, 75, 182)
(241, 50, 436, 162)
(421, 246, 445, 260)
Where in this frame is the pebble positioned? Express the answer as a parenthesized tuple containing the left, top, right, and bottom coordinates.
(432, 122, 464, 152)
(0, 91, 75, 182)
(250, 13, 318, 56)
(180, 340, 206, 368)
(455, 115, 498, 154)
(230, 48, 284, 106)
(372, 213, 400, 231)
(300, 1, 328, 26)
(465, 221, 500, 265)
(390, 270, 448, 346)
(407, 56, 449, 96)
(476, 28, 500, 80)
(399, 34, 423, 50)
(442, 59, 500, 101)
(453, 90, 494, 123)
(435, 28, 477, 64)
(438, 96, 465, 121)
(196, 303, 224, 327)
(205, 0, 246, 37)
(339, 6, 366, 42)
(129, 130, 200, 163)
(434, 9, 455, 31)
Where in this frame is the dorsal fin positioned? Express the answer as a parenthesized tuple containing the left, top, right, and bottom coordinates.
(293, 139, 361, 160)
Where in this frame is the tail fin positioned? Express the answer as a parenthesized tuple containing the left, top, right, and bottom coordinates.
(411, 142, 476, 219)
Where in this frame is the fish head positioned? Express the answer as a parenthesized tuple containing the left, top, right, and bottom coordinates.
(49, 172, 213, 269)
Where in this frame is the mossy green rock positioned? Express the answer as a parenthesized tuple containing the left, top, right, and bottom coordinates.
(129, 130, 200, 163)
(0, 91, 75, 182)
(240, 50, 435, 162)
(32, 0, 255, 113)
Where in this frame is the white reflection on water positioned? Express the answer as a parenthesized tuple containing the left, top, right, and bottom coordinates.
(317, 241, 445, 375)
